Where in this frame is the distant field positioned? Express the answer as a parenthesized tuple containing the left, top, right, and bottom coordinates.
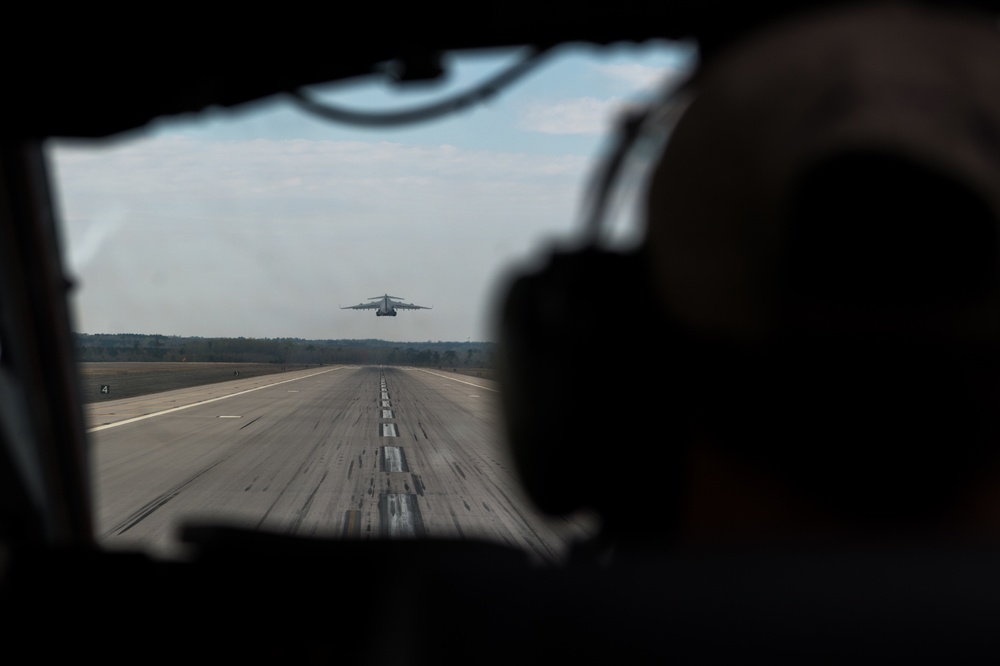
(76, 362, 495, 402)
(76, 362, 316, 403)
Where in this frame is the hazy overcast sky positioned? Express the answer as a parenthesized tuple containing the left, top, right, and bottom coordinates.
(46, 41, 695, 343)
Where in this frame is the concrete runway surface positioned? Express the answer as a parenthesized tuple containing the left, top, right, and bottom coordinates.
(85, 365, 596, 562)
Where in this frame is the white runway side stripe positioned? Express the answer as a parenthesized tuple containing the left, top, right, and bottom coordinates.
(87, 367, 342, 433)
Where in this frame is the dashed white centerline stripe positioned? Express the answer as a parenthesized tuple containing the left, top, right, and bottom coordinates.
(383, 446, 404, 472)
(86, 367, 342, 433)
(385, 493, 417, 537)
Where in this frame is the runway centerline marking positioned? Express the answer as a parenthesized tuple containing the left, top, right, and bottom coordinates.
(382, 446, 408, 472)
(380, 493, 423, 538)
(86, 367, 342, 433)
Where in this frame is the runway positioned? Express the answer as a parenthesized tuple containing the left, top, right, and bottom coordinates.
(85, 365, 596, 561)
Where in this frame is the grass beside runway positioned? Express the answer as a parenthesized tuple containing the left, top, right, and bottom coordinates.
(76, 362, 317, 403)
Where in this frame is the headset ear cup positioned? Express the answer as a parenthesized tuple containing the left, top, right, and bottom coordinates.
(496, 246, 662, 519)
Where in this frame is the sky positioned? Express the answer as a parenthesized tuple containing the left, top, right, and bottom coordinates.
(45, 41, 696, 343)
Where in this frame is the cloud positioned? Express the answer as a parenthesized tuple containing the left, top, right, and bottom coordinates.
(595, 63, 684, 92)
(518, 60, 693, 137)
(46, 135, 596, 341)
(519, 97, 635, 135)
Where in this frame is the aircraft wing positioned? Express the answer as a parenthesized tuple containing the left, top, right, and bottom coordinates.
(391, 301, 432, 310)
(340, 302, 379, 310)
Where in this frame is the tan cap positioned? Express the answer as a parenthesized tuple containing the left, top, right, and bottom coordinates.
(644, 3, 1000, 339)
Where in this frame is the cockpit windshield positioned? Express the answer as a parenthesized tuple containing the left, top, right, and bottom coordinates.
(43, 42, 696, 561)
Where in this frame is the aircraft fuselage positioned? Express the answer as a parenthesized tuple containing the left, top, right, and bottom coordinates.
(376, 295, 398, 316)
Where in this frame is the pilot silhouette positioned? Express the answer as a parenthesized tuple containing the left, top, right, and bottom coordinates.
(641, 2, 1000, 545)
(498, 1, 1000, 555)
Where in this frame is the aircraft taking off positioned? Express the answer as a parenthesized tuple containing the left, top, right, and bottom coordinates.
(341, 294, 432, 317)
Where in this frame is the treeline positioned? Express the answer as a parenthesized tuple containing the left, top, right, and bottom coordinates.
(73, 333, 495, 368)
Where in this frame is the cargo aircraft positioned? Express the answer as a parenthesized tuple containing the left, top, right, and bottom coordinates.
(341, 294, 432, 316)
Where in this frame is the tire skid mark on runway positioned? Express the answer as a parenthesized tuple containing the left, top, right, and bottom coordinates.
(93, 366, 367, 553)
(401, 366, 573, 561)
(238, 407, 347, 532)
(448, 509, 465, 537)
(238, 415, 263, 430)
(112, 492, 179, 536)
(256, 466, 330, 532)
(103, 364, 592, 559)
(283, 469, 330, 533)
(484, 484, 556, 562)
(387, 368, 520, 546)
(105, 456, 231, 536)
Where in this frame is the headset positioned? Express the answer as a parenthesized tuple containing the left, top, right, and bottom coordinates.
(494, 75, 698, 541)
(496, 5, 1000, 549)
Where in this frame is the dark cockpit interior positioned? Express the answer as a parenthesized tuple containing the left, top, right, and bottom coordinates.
(5, 2, 1000, 663)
